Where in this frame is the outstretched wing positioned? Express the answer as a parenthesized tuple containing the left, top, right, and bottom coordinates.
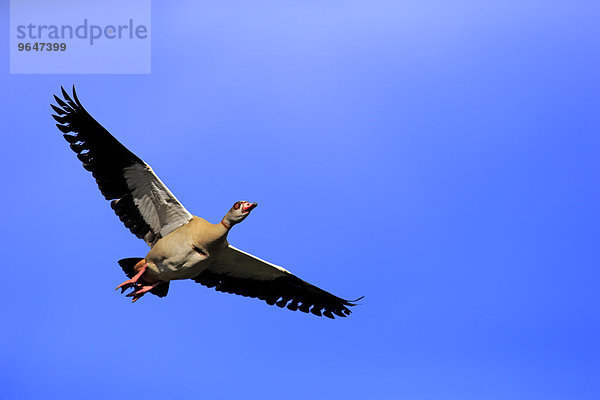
(52, 86, 193, 246)
(193, 245, 362, 319)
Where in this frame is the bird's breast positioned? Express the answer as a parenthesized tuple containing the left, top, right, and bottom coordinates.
(143, 218, 226, 281)
(145, 245, 210, 281)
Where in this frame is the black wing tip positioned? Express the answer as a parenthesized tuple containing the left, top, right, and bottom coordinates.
(59, 84, 74, 96)
(53, 94, 66, 107)
(53, 85, 81, 108)
(72, 85, 82, 106)
(52, 85, 86, 133)
(50, 104, 66, 115)
(279, 299, 353, 319)
(59, 85, 79, 108)
(305, 295, 363, 319)
(344, 295, 365, 306)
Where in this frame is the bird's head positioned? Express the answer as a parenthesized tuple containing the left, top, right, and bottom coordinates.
(222, 201, 258, 228)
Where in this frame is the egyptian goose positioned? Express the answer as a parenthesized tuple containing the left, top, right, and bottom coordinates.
(51, 86, 361, 318)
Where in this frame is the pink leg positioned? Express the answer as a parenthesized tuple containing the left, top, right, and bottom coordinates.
(126, 281, 162, 303)
(115, 261, 147, 293)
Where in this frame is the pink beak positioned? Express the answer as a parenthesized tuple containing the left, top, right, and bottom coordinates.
(243, 202, 258, 213)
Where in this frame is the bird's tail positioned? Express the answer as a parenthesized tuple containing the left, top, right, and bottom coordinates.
(118, 257, 144, 278)
(117, 258, 170, 297)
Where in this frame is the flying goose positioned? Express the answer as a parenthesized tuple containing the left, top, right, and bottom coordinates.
(51, 86, 361, 318)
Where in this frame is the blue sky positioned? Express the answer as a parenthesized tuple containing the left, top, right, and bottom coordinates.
(1, 1, 599, 399)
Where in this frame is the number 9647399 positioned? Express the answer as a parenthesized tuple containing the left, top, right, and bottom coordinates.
(18, 42, 66, 51)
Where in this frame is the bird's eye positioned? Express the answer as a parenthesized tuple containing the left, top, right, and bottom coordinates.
(234, 202, 241, 210)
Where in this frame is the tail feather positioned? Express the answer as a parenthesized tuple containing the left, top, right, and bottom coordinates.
(118, 257, 142, 278)
(117, 258, 170, 298)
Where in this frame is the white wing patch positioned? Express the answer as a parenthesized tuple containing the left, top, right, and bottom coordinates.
(209, 245, 292, 280)
(124, 163, 193, 241)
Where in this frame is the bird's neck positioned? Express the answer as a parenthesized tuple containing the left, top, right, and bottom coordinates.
(220, 219, 232, 231)
(200, 219, 231, 249)
(218, 216, 235, 238)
